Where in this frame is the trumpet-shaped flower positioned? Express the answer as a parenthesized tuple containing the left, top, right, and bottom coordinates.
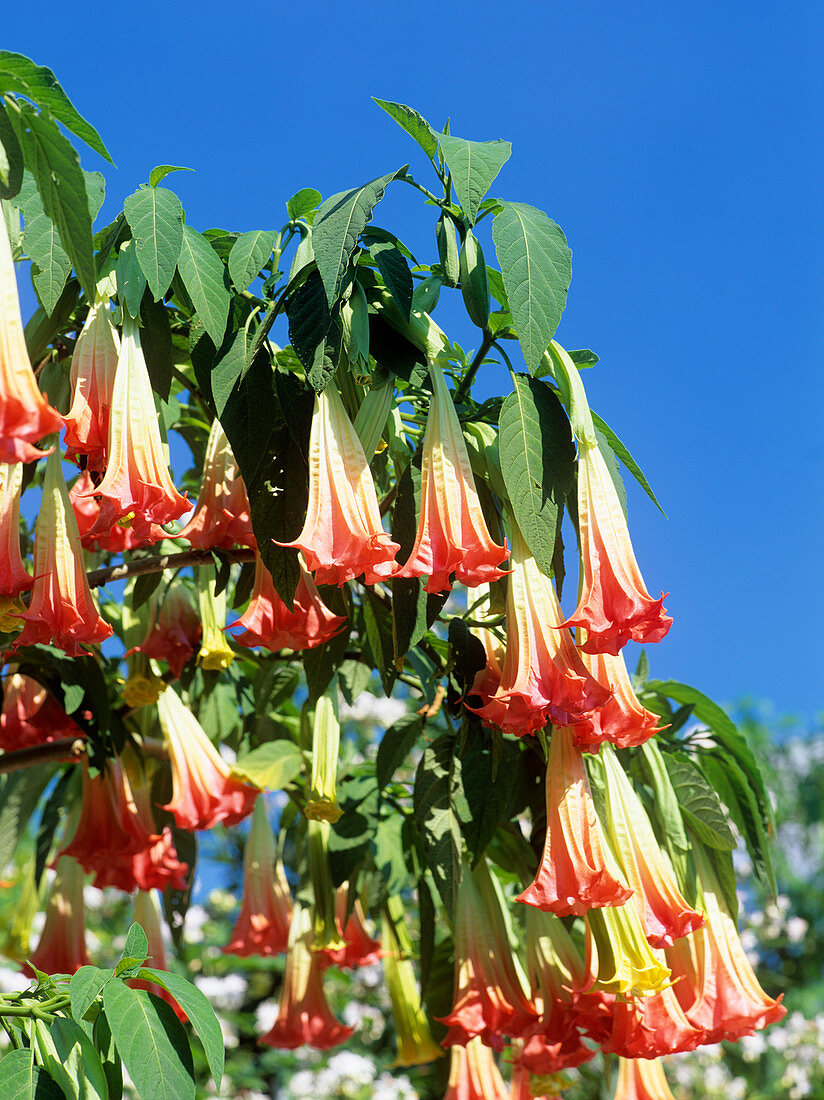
(131, 589, 201, 679)
(63, 298, 120, 473)
(26, 856, 89, 976)
(177, 418, 255, 549)
(602, 982, 705, 1058)
(381, 900, 443, 1066)
(196, 569, 234, 671)
(0, 672, 83, 752)
(157, 685, 258, 831)
(278, 384, 400, 585)
(573, 647, 661, 752)
(82, 314, 188, 543)
(614, 1058, 678, 1100)
(130, 784, 189, 894)
(223, 798, 292, 957)
(518, 727, 632, 915)
(319, 888, 381, 970)
(396, 361, 508, 592)
(473, 525, 610, 736)
(581, 903, 671, 1000)
(0, 463, 31, 596)
(230, 555, 345, 652)
(260, 903, 354, 1050)
(443, 1038, 509, 1100)
(69, 470, 153, 551)
(0, 210, 63, 464)
(438, 857, 538, 1049)
(15, 448, 112, 655)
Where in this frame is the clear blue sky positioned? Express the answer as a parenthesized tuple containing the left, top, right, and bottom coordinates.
(6, 1, 823, 727)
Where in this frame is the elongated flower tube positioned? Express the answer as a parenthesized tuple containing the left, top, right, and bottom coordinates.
(307, 817, 345, 952)
(439, 857, 538, 1049)
(305, 695, 342, 823)
(15, 447, 112, 656)
(0, 209, 63, 463)
(0, 463, 31, 596)
(26, 856, 89, 976)
(157, 685, 258, 831)
(614, 1057, 677, 1100)
(260, 902, 354, 1050)
(319, 888, 381, 970)
(69, 470, 151, 551)
(473, 524, 610, 736)
(597, 744, 703, 947)
(128, 890, 186, 1020)
(395, 360, 508, 592)
(83, 314, 188, 542)
(223, 798, 292, 957)
(196, 569, 234, 671)
(573, 647, 661, 752)
(130, 784, 189, 894)
(443, 1037, 509, 1100)
(582, 902, 671, 999)
(278, 384, 400, 585)
(518, 727, 632, 915)
(0, 672, 83, 752)
(177, 418, 255, 550)
(229, 555, 346, 652)
(63, 298, 120, 473)
(381, 899, 443, 1066)
(131, 589, 201, 679)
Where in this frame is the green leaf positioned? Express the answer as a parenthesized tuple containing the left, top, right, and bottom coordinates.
(177, 224, 231, 346)
(140, 297, 174, 402)
(286, 187, 322, 220)
(363, 587, 396, 697)
(391, 461, 429, 663)
(103, 983, 195, 1100)
(459, 739, 509, 864)
(228, 229, 275, 291)
(0, 766, 55, 873)
(123, 185, 184, 302)
(32, 1016, 110, 1100)
(413, 735, 466, 913)
(0, 1049, 62, 1099)
(664, 751, 736, 850)
(0, 103, 24, 199)
(438, 134, 511, 225)
(368, 239, 412, 321)
(491, 201, 571, 370)
(0, 52, 113, 161)
(303, 589, 352, 703)
(70, 966, 114, 1024)
(313, 167, 406, 306)
(638, 739, 689, 853)
(372, 99, 439, 160)
(376, 715, 423, 790)
(136, 968, 224, 1089)
(594, 422, 627, 520)
(701, 752, 775, 894)
(115, 238, 146, 319)
(149, 165, 192, 188)
(84, 170, 105, 222)
(131, 570, 162, 612)
(286, 267, 343, 392)
(498, 374, 575, 576)
(116, 922, 149, 975)
(337, 659, 372, 706)
(92, 1012, 123, 1100)
(211, 326, 254, 417)
(23, 202, 71, 315)
(590, 411, 665, 516)
(230, 741, 303, 791)
(34, 766, 75, 887)
(569, 348, 599, 369)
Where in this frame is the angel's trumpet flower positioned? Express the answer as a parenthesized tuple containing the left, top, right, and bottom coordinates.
(614, 1057, 678, 1100)
(69, 470, 150, 552)
(177, 418, 255, 550)
(395, 360, 508, 593)
(15, 447, 112, 655)
(0, 463, 31, 598)
(196, 570, 234, 671)
(0, 210, 63, 463)
(0, 672, 83, 752)
(223, 798, 292, 958)
(473, 524, 610, 736)
(128, 890, 186, 1020)
(157, 685, 258, 831)
(229, 555, 345, 652)
(438, 857, 538, 1049)
(131, 589, 201, 679)
(259, 903, 354, 1050)
(573, 647, 660, 752)
(82, 314, 188, 543)
(130, 784, 189, 894)
(582, 901, 671, 999)
(63, 297, 120, 473)
(319, 888, 381, 970)
(26, 856, 89, 976)
(305, 695, 342, 824)
(443, 1038, 509, 1100)
(517, 727, 632, 915)
(278, 384, 400, 585)
(603, 982, 704, 1059)
(381, 898, 442, 1066)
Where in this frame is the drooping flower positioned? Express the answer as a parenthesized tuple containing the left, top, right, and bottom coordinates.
(319, 888, 382, 970)
(0, 672, 83, 752)
(278, 384, 400, 585)
(157, 685, 258, 831)
(581, 901, 671, 1000)
(259, 902, 354, 1050)
(0, 209, 63, 464)
(15, 447, 113, 656)
(121, 652, 167, 710)
(26, 856, 90, 976)
(597, 743, 703, 948)
(517, 727, 632, 915)
(69, 470, 154, 552)
(307, 818, 345, 953)
(63, 297, 120, 473)
(443, 1037, 509, 1100)
(473, 524, 610, 736)
(131, 589, 201, 679)
(229, 555, 346, 652)
(438, 857, 538, 1050)
(176, 418, 255, 550)
(223, 797, 292, 958)
(613, 1057, 678, 1100)
(381, 898, 442, 1066)
(81, 314, 188, 543)
(602, 982, 705, 1059)
(305, 694, 343, 824)
(395, 360, 508, 593)
(127, 890, 186, 1020)
(0, 463, 31, 597)
(130, 783, 189, 894)
(572, 647, 661, 752)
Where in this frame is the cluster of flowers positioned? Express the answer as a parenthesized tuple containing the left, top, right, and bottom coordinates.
(0, 205, 786, 1099)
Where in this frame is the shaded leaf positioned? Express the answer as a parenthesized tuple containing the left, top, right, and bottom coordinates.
(376, 714, 423, 790)
(367, 239, 412, 321)
(140, 297, 174, 401)
(0, 103, 24, 199)
(103, 983, 194, 1100)
(413, 735, 466, 913)
(664, 751, 736, 850)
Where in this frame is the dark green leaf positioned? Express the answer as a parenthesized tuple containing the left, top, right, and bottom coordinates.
(413, 735, 466, 913)
(368, 312, 427, 387)
(136, 968, 224, 1088)
(132, 570, 162, 612)
(391, 461, 429, 662)
(569, 348, 598, 368)
(177, 223, 230, 346)
(701, 752, 775, 893)
(303, 587, 351, 703)
(590, 410, 665, 517)
(498, 374, 575, 575)
(23, 279, 78, 363)
(372, 99, 439, 160)
(212, 326, 253, 418)
(328, 774, 380, 885)
(376, 715, 423, 790)
(286, 187, 322, 220)
(92, 1011, 123, 1100)
(492, 201, 571, 370)
(0, 1048, 63, 1099)
(103, 983, 195, 1100)
(438, 134, 511, 225)
(149, 165, 192, 188)
(34, 766, 75, 887)
(123, 186, 183, 302)
(363, 588, 396, 697)
(286, 267, 342, 392)
(337, 659, 372, 706)
(140, 297, 174, 401)
(0, 103, 23, 199)
(460, 739, 509, 863)
(664, 751, 736, 850)
(228, 229, 275, 291)
(447, 619, 487, 704)
(231, 741, 303, 791)
(368, 239, 412, 321)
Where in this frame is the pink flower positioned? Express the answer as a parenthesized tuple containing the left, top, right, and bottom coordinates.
(572, 647, 661, 752)
(63, 299, 120, 474)
(177, 419, 255, 550)
(613, 1057, 678, 1100)
(0, 463, 31, 596)
(130, 589, 201, 679)
(69, 470, 154, 552)
(26, 856, 89, 976)
(0, 672, 83, 752)
(443, 1038, 509, 1100)
(318, 889, 381, 970)
(223, 798, 292, 958)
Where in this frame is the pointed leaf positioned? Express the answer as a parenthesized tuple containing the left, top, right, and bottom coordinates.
(663, 751, 736, 850)
(228, 229, 275, 291)
(149, 165, 192, 188)
(115, 238, 147, 319)
(0, 103, 24, 199)
(116, 922, 148, 974)
(377, 715, 423, 790)
(438, 134, 511, 225)
(84, 170, 105, 222)
(230, 741, 303, 791)
(413, 735, 466, 914)
(368, 239, 412, 320)
(70, 966, 114, 1023)
(591, 410, 666, 516)
(137, 968, 224, 1088)
(286, 187, 322, 220)
(103, 982, 194, 1100)
(372, 98, 439, 160)
(123, 185, 184, 302)
(492, 201, 571, 370)
(177, 223, 230, 346)
(23, 203, 71, 315)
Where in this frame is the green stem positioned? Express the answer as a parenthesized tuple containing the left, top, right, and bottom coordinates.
(399, 172, 443, 207)
(454, 330, 495, 403)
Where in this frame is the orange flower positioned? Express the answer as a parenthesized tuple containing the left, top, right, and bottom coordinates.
(278, 384, 400, 585)
(0, 463, 31, 596)
(0, 210, 62, 463)
(223, 798, 292, 958)
(572, 647, 660, 752)
(230, 555, 346, 652)
(63, 298, 120, 474)
(259, 902, 354, 1050)
(473, 524, 610, 737)
(69, 470, 152, 551)
(130, 784, 189, 894)
(443, 1038, 509, 1100)
(318, 888, 381, 970)
(613, 1058, 677, 1100)
(15, 447, 112, 655)
(157, 685, 258, 831)
(396, 360, 508, 593)
(602, 983, 705, 1059)
(177, 418, 255, 550)
(0, 672, 83, 752)
(131, 589, 201, 679)
(82, 314, 188, 543)
(26, 856, 89, 976)
(517, 727, 632, 915)
(581, 903, 671, 999)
